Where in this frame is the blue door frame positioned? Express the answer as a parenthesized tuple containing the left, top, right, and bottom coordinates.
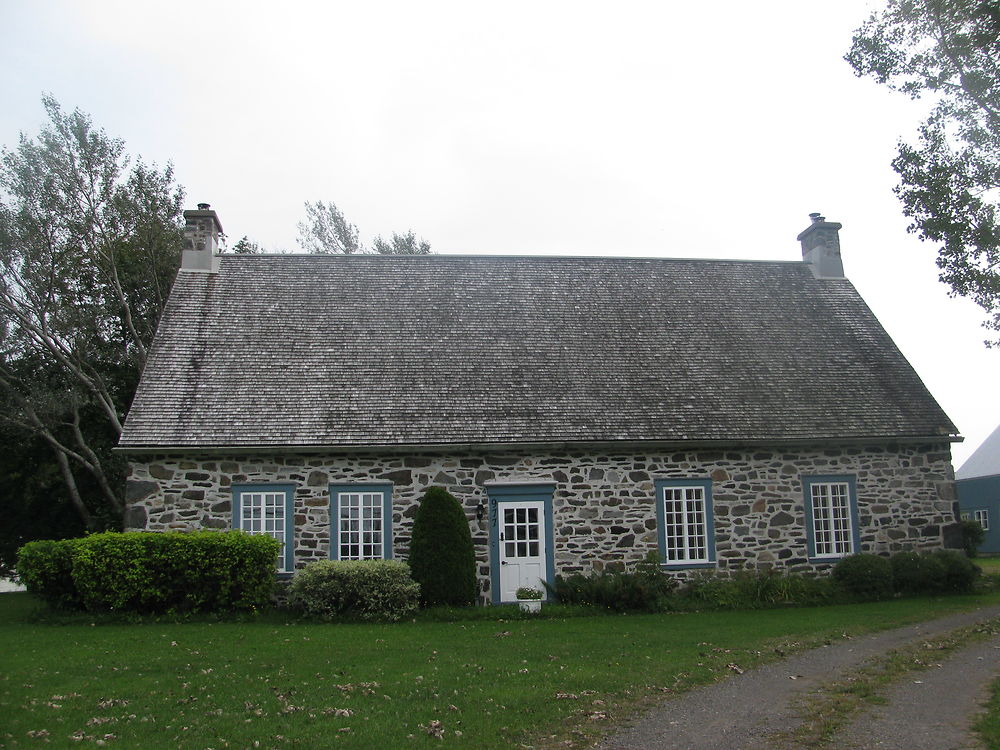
(487, 483, 556, 605)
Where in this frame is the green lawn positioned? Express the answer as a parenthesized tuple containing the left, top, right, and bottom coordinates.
(977, 556, 1000, 576)
(2, 592, 1000, 749)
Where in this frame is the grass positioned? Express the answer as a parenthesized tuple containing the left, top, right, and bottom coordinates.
(977, 556, 1000, 576)
(975, 676, 1000, 750)
(2, 592, 1000, 749)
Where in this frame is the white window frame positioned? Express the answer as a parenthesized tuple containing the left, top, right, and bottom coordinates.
(804, 477, 858, 560)
(233, 484, 294, 573)
(655, 480, 714, 566)
(974, 509, 990, 531)
(330, 484, 393, 561)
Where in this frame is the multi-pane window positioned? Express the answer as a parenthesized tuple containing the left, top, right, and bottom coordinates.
(975, 509, 990, 531)
(338, 492, 384, 560)
(330, 484, 392, 561)
(803, 476, 859, 560)
(234, 485, 293, 573)
(503, 506, 541, 559)
(655, 479, 715, 566)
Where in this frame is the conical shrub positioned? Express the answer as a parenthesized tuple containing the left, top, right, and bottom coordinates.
(407, 486, 477, 606)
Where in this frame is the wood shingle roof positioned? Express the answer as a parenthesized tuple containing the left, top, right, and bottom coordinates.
(118, 254, 957, 449)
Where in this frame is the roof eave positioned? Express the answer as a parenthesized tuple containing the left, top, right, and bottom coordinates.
(115, 433, 963, 456)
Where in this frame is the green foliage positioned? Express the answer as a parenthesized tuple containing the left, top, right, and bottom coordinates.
(890, 549, 946, 594)
(889, 548, 981, 594)
(961, 518, 987, 556)
(931, 548, 981, 592)
(0, 424, 92, 576)
(0, 95, 184, 526)
(17, 532, 278, 612)
(16, 538, 84, 609)
(230, 235, 265, 254)
(847, 0, 1000, 343)
(295, 200, 362, 254)
(547, 553, 677, 612)
(407, 487, 477, 607)
(833, 553, 895, 600)
(287, 560, 419, 622)
(679, 570, 839, 610)
(296, 199, 433, 255)
(515, 586, 543, 600)
(372, 230, 431, 255)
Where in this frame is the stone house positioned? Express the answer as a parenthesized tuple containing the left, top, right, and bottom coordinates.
(119, 206, 961, 603)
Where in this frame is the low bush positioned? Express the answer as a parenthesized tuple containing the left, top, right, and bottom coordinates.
(832, 553, 894, 600)
(17, 531, 279, 613)
(547, 553, 676, 612)
(889, 549, 980, 595)
(287, 559, 420, 622)
(679, 570, 838, 610)
(931, 549, 980, 593)
(890, 550, 944, 595)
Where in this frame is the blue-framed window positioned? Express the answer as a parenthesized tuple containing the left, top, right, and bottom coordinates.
(803, 475, 861, 560)
(232, 484, 295, 573)
(329, 483, 393, 560)
(974, 509, 990, 531)
(654, 478, 715, 568)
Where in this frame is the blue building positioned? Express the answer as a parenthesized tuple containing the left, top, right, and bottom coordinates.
(956, 423, 1000, 555)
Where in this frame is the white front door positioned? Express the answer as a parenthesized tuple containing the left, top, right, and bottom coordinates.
(498, 501, 547, 601)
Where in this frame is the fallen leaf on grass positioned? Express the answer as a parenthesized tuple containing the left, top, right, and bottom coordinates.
(323, 708, 354, 717)
(420, 719, 445, 739)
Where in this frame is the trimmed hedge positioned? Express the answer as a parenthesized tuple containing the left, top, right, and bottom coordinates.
(16, 537, 83, 609)
(407, 487, 477, 607)
(17, 531, 280, 612)
(287, 560, 420, 622)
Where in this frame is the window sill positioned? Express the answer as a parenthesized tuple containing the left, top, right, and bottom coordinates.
(661, 561, 716, 570)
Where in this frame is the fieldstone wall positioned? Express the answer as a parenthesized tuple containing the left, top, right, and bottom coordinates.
(125, 442, 957, 601)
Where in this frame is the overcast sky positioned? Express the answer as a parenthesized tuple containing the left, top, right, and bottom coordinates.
(2, 0, 997, 467)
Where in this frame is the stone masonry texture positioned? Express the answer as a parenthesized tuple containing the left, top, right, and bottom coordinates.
(125, 442, 957, 602)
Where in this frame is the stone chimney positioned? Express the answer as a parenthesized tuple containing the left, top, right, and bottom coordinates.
(181, 203, 223, 273)
(796, 212, 844, 278)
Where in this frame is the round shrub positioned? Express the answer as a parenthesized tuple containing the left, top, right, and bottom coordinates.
(930, 549, 980, 593)
(832, 553, 893, 600)
(288, 560, 419, 621)
(407, 487, 477, 607)
(890, 550, 945, 595)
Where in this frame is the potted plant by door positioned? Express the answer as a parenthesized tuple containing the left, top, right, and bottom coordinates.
(515, 586, 543, 613)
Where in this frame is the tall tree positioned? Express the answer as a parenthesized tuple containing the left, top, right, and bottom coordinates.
(372, 230, 432, 255)
(297, 200, 433, 255)
(296, 200, 363, 254)
(847, 0, 1000, 344)
(0, 95, 184, 527)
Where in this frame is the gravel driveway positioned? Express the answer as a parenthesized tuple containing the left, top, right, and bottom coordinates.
(595, 605, 1000, 750)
